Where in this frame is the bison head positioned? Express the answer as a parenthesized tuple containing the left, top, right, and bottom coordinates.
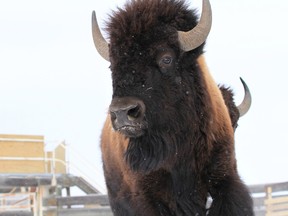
(92, 0, 213, 136)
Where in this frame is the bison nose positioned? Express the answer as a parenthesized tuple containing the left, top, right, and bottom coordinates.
(109, 97, 146, 131)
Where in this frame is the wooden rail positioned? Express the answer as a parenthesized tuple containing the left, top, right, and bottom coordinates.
(265, 186, 288, 216)
(249, 182, 288, 216)
(43, 194, 112, 216)
(39, 182, 288, 216)
(0, 173, 287, 215)
(43, 194, 109, 207)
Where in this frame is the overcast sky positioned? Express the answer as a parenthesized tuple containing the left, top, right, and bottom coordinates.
(0, 0, 288, 194)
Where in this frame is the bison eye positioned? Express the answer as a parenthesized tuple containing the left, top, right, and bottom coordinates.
(158, 55, 174, 74)
(156, 49, 176, 75)
(158, 54, 173, 67)
(162, 56, 172, 65)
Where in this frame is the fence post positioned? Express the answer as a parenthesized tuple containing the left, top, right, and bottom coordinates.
(265, 186, 272, 216)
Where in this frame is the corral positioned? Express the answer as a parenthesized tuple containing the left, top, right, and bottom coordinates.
(0, 134, 287, 216)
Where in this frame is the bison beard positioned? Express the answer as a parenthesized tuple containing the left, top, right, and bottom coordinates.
(92, 0, 254, 215)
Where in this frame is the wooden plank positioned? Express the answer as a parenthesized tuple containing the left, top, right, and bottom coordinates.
(249, 184, 266, 194)
(0, 212, 33, 216)
(249, 182, 288, 194)
(266, 203, 288, 212)
(0, 134, 46, 173)
(0, 134, 44, 141)
(0, 141, 44, 157)
(0, 174, 74, 187)
(269, 183, 288, 193)
(0, 161, 45, 173)
(43, 195, 110, 207)
(71, 176, 100, 194)
(265, 196, 288, 205)
(266, 211, 288, 216)
(46, 151, 53, 173)
(57, 207, 113, 216)
(58, 195, 110, 206)
(54, 143, 66, 174)
(0, 133, 44, 158)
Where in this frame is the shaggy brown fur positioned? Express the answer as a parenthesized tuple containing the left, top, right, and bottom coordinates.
(97, 0, 254, 215)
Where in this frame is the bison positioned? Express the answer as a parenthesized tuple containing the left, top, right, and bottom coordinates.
(92, 0, 254, 215)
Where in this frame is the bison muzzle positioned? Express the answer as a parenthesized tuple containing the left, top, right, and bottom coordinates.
(109, 97, 147, 137)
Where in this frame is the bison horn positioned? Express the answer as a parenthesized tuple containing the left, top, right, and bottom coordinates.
(238, 77, 252, 117)
(92, 11, 110, 61)
(178, 0, 212, 52)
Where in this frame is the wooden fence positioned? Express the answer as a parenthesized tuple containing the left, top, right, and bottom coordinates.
(250, 182, 288, 216)
(43, 194, 112, 216)
(39, 182, 288, 216)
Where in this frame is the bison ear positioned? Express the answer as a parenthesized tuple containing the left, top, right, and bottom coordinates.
(91, 11, 110, 61)
(178, 0, 212, 52)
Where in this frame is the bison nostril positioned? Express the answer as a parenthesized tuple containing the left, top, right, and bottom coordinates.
(127, 105, 141, 121)
(109, 97, 146, 127)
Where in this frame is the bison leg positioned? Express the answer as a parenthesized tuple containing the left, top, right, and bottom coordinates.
(207, 175, 254, 216)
